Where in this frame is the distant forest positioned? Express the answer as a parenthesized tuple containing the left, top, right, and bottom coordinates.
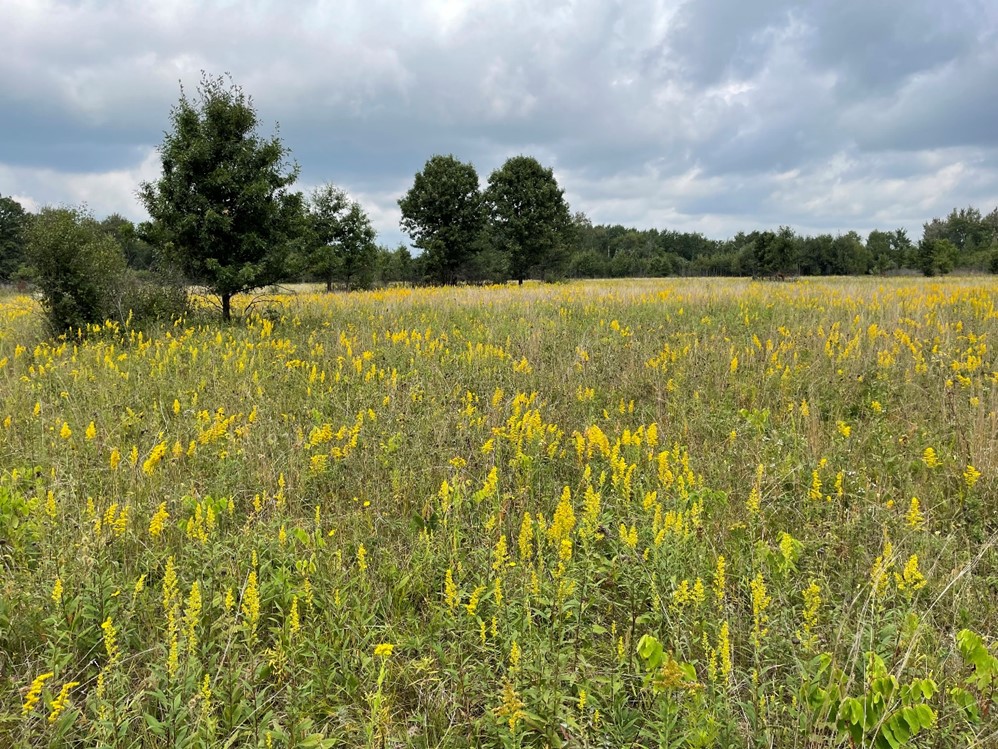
(3, 195, 996, 294)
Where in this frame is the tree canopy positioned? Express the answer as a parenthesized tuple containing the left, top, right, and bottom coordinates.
(484, 156, 572, 284)
(398, 155, 484, 285)
(139, 73, 305, 319)
(306, 184, 377, 291)
(0, 194, 29, 283)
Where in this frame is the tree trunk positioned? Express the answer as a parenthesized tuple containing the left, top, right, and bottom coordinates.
(325, 278, 333, 293)
(221, 293, 231, 322)
(518, 277, 523, 286)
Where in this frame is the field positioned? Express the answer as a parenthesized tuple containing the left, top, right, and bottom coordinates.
(1, 277, 996, 748)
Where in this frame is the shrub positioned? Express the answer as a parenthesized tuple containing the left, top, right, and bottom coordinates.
(25, 207, 127, 333)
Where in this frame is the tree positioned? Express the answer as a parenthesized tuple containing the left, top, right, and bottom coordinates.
(25, 207, 127, 332)
(306, 184, 377, 291)
(99, 214, 158, 270)
(916, 238, 957, 276)
(140, 74, 305, 320)
(0, 194, 29, 283)
(484, 156, 572, 284)
(398, 155, 484, 285)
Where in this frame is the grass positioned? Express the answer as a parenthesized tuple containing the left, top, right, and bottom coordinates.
(1, 276, 996, 747)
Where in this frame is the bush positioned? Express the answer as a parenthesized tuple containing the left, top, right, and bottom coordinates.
(25, 207, 127, 333)
(115, 268, 190, 324)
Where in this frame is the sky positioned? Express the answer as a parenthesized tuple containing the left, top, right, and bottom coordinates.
(2, 0, 998, 248)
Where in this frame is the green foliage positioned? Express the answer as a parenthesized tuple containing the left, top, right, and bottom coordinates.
(398, 155, 485, 285)
(484, 156, 572, 283)
(140, 73, 305, 319)
(25, 206, 128, 332)
(0, 194, 29, 283)
(305, 184, 377, 291)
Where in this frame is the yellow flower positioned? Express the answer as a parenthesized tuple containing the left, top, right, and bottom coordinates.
(22, 672, 54, 715)
(374, 642, 394, 658)
(357, 543, 368, 573)
(895, 554, 927, 598)
(85, 421, 96, 440)
(466, 585, 485, 617)
(836, 421, 851, 438)
(713, 555, 726, 603)
(149, 502, 169, 538)
(52, 576, 63, 605)
(922, 447, 939, 468)
(964, 464, 981, 489)
(906, 496, 925, 529)
(47, 680, 80, 723)
(750, 573, 771, 649)
(102, 616, 120, 666)
(109, 448, 121, 471)
(59, 422, 72, 440)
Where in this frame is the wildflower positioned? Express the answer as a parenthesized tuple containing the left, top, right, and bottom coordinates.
(85, 421, 96, 440)
(47, 680, 80, 723)
(799, 580, 821, 651)
(184, 582, 202, 653)
(496, 678, 525, 731)
(549, 486, 576, 544)
(870, 539, 894, 599)
(22, 672, 54, 715)
(809, 470, 822, 501)
(619, 524, 638, 550)
(870, 400, 882, 413)
(492, 535, 508, 571)
(109, 448, 121, 470)
(718, 621, 732, 681)
(242, 569, 261, 639)
(45, 490, 57, 519)
(836, 421, 851, 438)
(374, 642, 394, 658)
(52, 576, 63, 605)
(102, 616, 120, 666)
(129, 445, 138, 466)
(466, 585, 485, 617)
(922, 447, 939, 468)
(517, 512, 533, 561)
(133, 574, 146, 600)
(288, 595, 300, 638)
(713, 555, 726, 603)
(895, 555, 927, 598)
(750, 573, 771, 649)
(964, 464, 981, 489)
(357, 544, 367, 573)
(906, 497, 925, 529)
(59, 422, 72, 440)
(509, 639, 521, 671)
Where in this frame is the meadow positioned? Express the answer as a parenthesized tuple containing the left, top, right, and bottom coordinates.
(0, 277, 996, 748)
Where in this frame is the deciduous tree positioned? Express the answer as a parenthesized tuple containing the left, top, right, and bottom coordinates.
(398, 155, 484, 285)
(484, 156, 572, 284)
(140, 74, 305, 320)
(306, 184, 377, 291)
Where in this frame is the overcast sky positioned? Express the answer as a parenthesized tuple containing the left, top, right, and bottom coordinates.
(2, 0, 997, 247)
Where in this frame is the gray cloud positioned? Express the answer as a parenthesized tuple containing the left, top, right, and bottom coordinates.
(1, 0, 997, 247)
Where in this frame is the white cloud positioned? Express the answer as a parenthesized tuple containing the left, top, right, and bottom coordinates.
(1, 0, 996, 243)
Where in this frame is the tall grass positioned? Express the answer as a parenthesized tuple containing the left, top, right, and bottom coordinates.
(0, 277, 996, 747)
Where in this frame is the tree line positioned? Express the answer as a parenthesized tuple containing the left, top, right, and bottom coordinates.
(1, 74, 997, 331)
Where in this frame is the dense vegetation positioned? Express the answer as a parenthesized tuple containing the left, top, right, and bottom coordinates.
(1, 277, 996, 747)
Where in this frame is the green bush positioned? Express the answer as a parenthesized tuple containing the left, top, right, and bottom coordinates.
(25, 207, 127, 333)
(116, 268, 190, 325)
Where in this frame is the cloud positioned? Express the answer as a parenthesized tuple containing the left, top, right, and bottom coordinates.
(1, 0, 996, 247)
